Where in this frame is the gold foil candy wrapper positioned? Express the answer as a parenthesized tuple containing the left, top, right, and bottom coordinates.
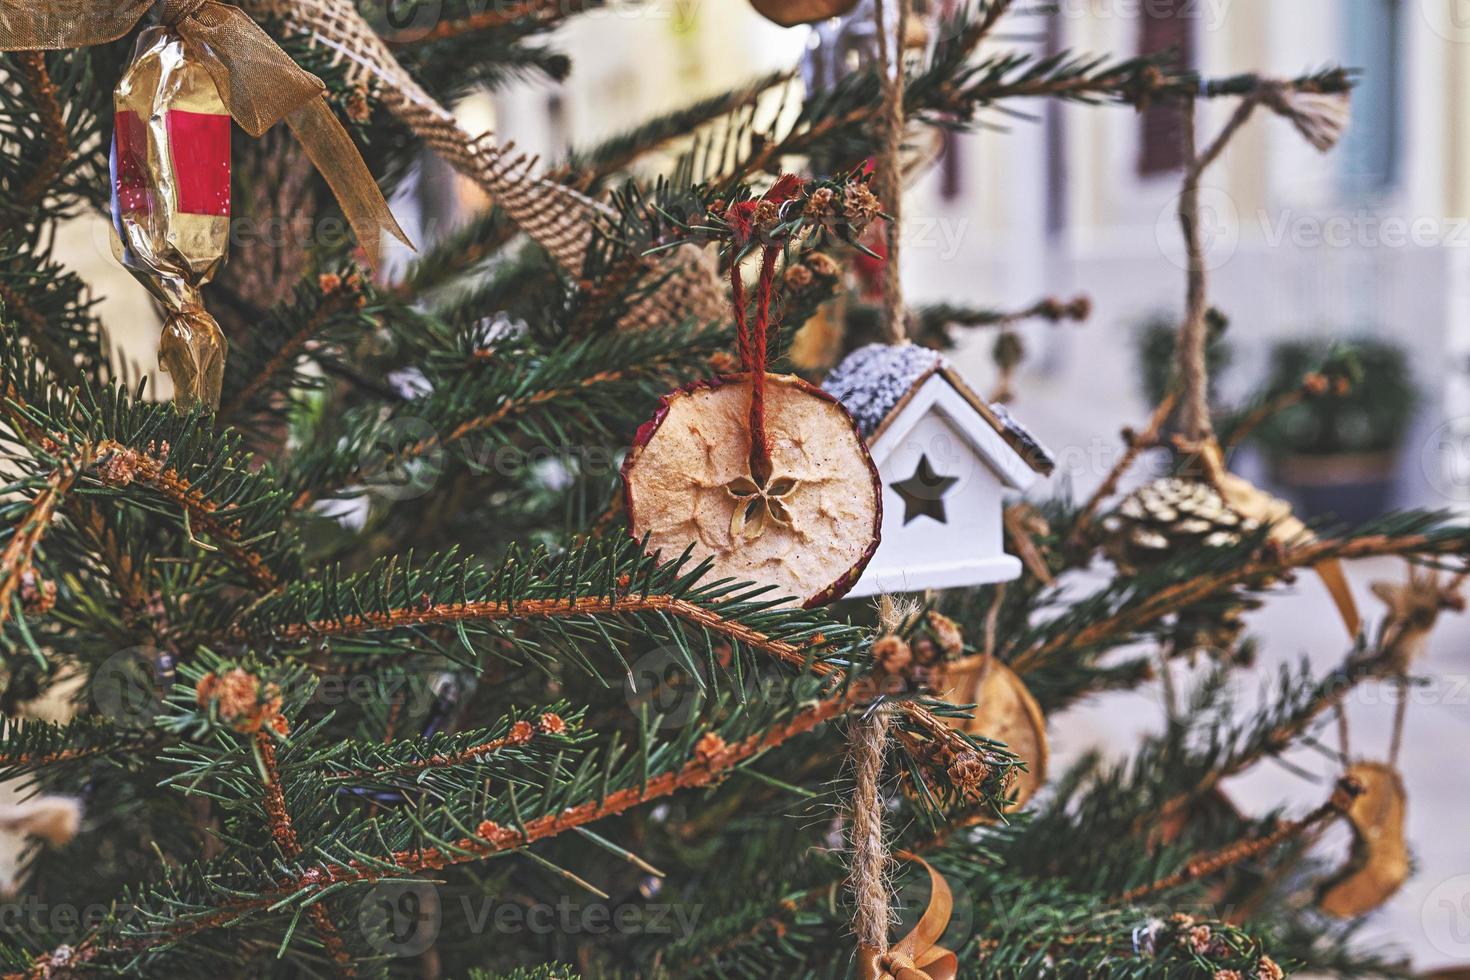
(111, 26, 231, 410)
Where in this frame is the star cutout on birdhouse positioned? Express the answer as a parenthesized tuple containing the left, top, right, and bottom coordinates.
(891, 454, 958, 525)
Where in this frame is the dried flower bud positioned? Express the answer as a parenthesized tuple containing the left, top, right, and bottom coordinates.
(805, 252, 840, 279)
(1186, 925, 1213, 954)
(693, 731, 727, 764)
(19, 568, 56, 616)
(96, 451, 141, 488)
(318, 272, 343, 296)
(1302, 372, 1329, 397)
(196, 668, 286, 734)
(343, 85, 372, 122)
(708, 351, 741, 375)
(947, 750, 990, 793)
(537, 712, 567, 735)
(753, 199, 780, 233)
(843, 181, 883, 233)
(1213, 971, 1243, 980)
(993, 330, 1025, 371)
(926, 612, 965, 658)
(507, 720, 535, 745)
(804, 186, 835, 217)
(1256, 956, 1284, 980)
(477, 820, 505, 840)
(784, 263, 814, 289)
(872, 634, 912, 674)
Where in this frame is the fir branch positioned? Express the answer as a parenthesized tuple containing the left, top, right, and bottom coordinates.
(562, 71, 791, 188)
(385, 0, 603, 45)
(0, 449, 91, 631)
(0, 283, 85, 389)
(288, 322, 728, 508)
(317, 708, 585, 786)
(219, 278, 370, 422)
(250, 555, 986, 771)
(0, 717, 150, 772)
(1014, 520, 1470, 673)
(254, 731, 357, 975)
(1110, 776, 1358, 904)
(9, 53, 69, 210)
(92, 441, 280, 592)
(25, 692, 858, 972)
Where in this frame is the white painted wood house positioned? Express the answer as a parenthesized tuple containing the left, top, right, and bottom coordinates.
(824, 344, 1054, 596)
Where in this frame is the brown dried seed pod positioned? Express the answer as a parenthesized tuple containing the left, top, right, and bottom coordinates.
(872, 634, 913, 674)
(622, 374, 881, 607)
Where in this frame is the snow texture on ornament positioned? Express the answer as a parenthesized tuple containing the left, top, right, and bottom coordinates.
(988, 403, 1056, 474)
(823, 343, 945, 438)
(622, 374, 882, 607)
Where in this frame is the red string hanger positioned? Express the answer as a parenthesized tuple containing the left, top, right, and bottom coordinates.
(722, 173, 805, 484)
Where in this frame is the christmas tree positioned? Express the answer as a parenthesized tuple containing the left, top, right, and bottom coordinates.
(0, 1, 1461, 977)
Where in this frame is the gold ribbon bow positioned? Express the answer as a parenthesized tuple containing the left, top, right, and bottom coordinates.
(857, 854, 958, 980)
(0, 0, 410, 268)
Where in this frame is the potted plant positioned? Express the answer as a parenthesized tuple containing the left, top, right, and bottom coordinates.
(1251, 338, 1416, 525)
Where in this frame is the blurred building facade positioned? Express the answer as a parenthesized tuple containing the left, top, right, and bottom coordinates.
(496, 0, 1470, 508)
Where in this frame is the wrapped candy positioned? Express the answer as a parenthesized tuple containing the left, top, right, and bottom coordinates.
(4, 2, 412, 411)
(111, 26, 231, 410)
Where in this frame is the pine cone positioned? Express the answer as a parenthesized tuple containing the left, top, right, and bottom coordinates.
(1104, 477, 1264, 656)
(1103, 477, 1259, 573)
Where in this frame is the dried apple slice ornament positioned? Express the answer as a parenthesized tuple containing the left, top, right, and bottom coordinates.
(622, 180, 881, 607)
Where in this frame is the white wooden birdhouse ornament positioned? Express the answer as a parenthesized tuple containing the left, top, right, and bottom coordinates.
(823, 344, 1054, 596)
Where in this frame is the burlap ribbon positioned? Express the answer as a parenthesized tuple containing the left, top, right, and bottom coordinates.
(0, 0, 410, 268)
(857, 854, 958, 980)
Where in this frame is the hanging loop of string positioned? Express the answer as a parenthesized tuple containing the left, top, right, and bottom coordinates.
(725, 181, 801, 483)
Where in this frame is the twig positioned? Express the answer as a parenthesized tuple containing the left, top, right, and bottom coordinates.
(1222, 386, 1308, 449)
(94, 441, 280, 591)
(0, 452, 90, 632)
(383, 0, 600, 44)
(322, 722, 563, 783)
(1014, 531, 1470, 674)
(1067, 389, 1179, 551)
(220, 290, 361, 420)
(12, 52, 70, 209)
(1110, 776, 1359, 905)
(260, 592, 983, 763)
(255, 733, 357, 976)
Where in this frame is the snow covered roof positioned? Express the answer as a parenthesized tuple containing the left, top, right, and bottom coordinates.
(822, 343, 944, 437)
(823, 343, 1055, 476)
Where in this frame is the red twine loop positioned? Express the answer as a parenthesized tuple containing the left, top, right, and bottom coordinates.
(726, 175, 804, 483)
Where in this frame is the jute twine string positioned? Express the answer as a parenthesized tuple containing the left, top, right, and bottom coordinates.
(847, 595, 914, 952)
(872, 0, 911, 345)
